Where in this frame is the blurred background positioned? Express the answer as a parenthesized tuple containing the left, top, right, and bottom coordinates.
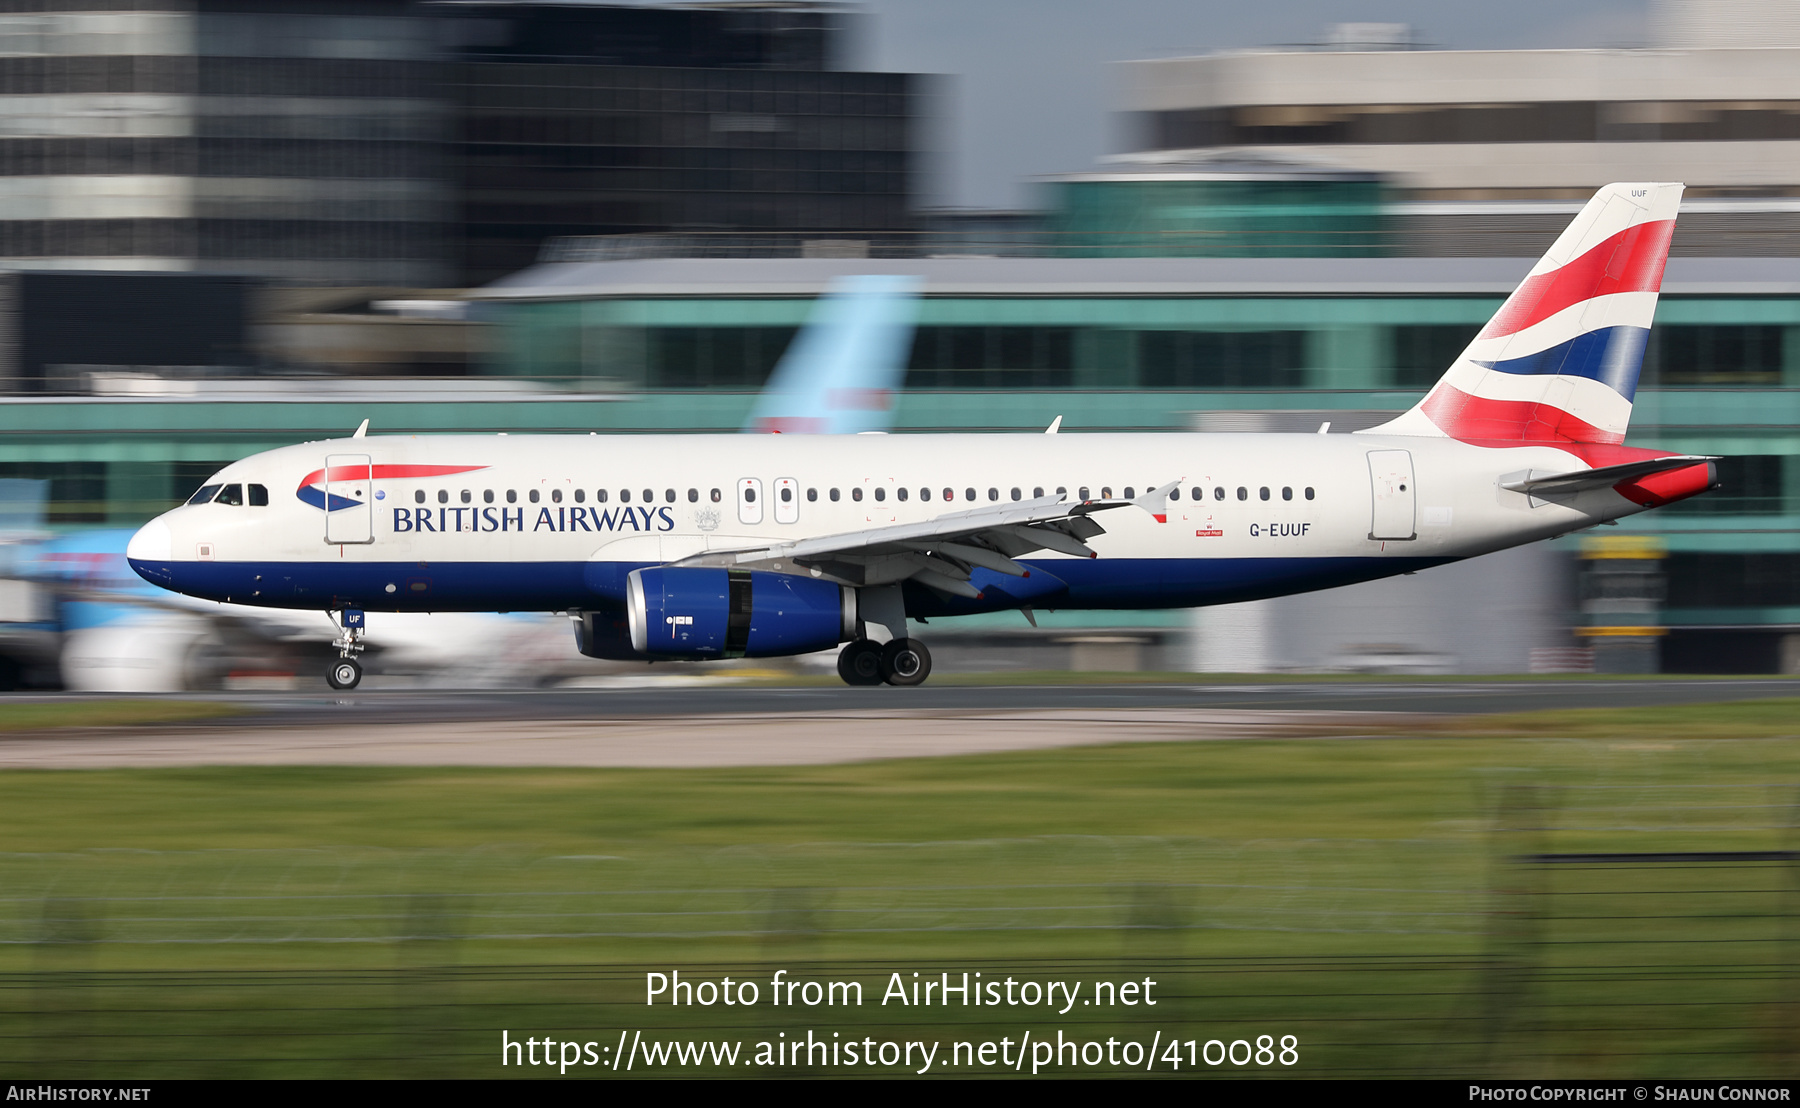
(0, 0, 1796, 689)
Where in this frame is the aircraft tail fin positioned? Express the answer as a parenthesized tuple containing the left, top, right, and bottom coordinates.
(745, 274, 921, 435)
(1363, 182, 1683, 445)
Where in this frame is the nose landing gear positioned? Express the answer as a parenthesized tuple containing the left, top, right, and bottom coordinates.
(327, 608, 365, 690)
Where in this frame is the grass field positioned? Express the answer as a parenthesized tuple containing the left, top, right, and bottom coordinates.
(3, 699, 1799, 1078)
(0, 699, 245, 732)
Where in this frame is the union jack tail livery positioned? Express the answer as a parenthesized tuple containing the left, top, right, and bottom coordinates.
(1371, 182, 1683, 445)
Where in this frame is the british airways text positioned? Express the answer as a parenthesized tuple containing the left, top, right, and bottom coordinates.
(392, 506, 676, 534)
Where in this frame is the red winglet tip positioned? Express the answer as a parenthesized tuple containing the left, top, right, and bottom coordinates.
(1154, 514, 1167, 523)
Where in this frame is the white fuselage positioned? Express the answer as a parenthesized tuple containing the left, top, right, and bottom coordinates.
(125, 431, 1662, 620)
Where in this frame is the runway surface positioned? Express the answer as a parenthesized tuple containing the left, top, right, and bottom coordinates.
(22, 675, 1800, 726)
(0, 678, 1792, 769)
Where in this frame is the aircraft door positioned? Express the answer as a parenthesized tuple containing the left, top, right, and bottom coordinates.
(1367, 450, 1416, 541)
(774, 477, 799, 524)
(737, 477, 764, 525)
(324, 453, 374, 544)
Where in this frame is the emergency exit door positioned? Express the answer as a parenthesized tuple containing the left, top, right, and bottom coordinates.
(324, 453, 373, 544)
(1367, 450, 1416, 541)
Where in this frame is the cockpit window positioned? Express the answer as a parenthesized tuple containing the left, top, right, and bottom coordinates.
(215, 484, 244, 506)
(187, 484, 222, 505)
(248, 484, 268, 506)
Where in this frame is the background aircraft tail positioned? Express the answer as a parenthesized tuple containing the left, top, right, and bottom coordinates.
(1366, 182, 1683, 445)
(745, 274, 921, 435)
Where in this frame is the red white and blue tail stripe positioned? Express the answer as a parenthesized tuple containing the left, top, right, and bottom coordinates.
(1369, 182, 1683, 445)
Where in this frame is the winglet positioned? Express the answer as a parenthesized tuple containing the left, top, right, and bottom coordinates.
(352, 419, 369, 439)
(1133, 480, 1183, 524)
(1045, 416, 1062, 434)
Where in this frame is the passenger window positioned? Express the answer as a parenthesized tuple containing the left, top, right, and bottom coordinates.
(807, 488, 817, 502)
(437, 489, 449, 504)
(852, 487, 863, 502)
(642, 489, 652, 503)
(943, 488, 954, 501)
(874, 487, 886, 502)
(413, 489, 425, 504)
(551, 489, 562, 503)
(1123, 486, 1135, 499)
(216, 484, 244, 506)
(920, 488, 931, 501)
(896, 487, 907, 502)
(597, 489, 608, 503)
(965, 488, 976, 501)
(506, 489, 517, 504)
(1078, 487, 1089, 500)
(484, 489, 495, 504)
(187, 484, 222, 506)
(1010, 488, 1020, 501)
(1237, 487, 1248, 501)
(248, 484, 268, 506)
(829, 488, 840, 502)
(1259, 487, 1270, 501)
(461, 489, 472, 503)
(620, 489, 631, 502)
(1101, 487, 1112, 499)
(575, 489, 585, 503)
(987, 488, 998, 501)
(1033, 487, 1043, 498)
(664, 489, 675, 503)
(1305, 487, 1315, 500)
(782, 486, 795, 502)
(710, 488, 722, 503)
(1056, 486, 1066, 496)
(1214, 487, 1225, 500)
(1282, 487, 1292, 501)
(689, 489, 699, 502)
(744, 487, 757, 503)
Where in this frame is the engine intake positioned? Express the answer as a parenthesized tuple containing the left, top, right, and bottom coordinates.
(627, 567, 854, 659)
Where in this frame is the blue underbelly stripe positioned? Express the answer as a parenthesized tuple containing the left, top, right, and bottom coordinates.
(130, 556, 1457, 616)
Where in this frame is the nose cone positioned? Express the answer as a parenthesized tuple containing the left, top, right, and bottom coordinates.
(127, 517, 172, 561)
(126, 516, 174, 587)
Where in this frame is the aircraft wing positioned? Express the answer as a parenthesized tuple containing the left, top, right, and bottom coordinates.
(671, 482, 1180, 599)
(1500, 455, 1717, 496)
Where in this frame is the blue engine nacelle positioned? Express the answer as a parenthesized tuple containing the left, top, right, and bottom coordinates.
(572, 604, 641, 660)
(627, 567, 854, 660)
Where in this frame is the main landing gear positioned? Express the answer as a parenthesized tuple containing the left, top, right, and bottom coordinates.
(327, 608, 365, 690)
(836, 637, 932, 687)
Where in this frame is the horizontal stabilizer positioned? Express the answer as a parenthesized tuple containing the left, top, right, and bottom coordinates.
(1501, 455, 1717, 496)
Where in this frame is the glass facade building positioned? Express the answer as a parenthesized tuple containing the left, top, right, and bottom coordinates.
(0, 1, 919, 286)
(0, 0, 450, 284)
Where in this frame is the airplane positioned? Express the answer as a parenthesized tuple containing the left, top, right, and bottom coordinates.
(126, 182, 1716, 690)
